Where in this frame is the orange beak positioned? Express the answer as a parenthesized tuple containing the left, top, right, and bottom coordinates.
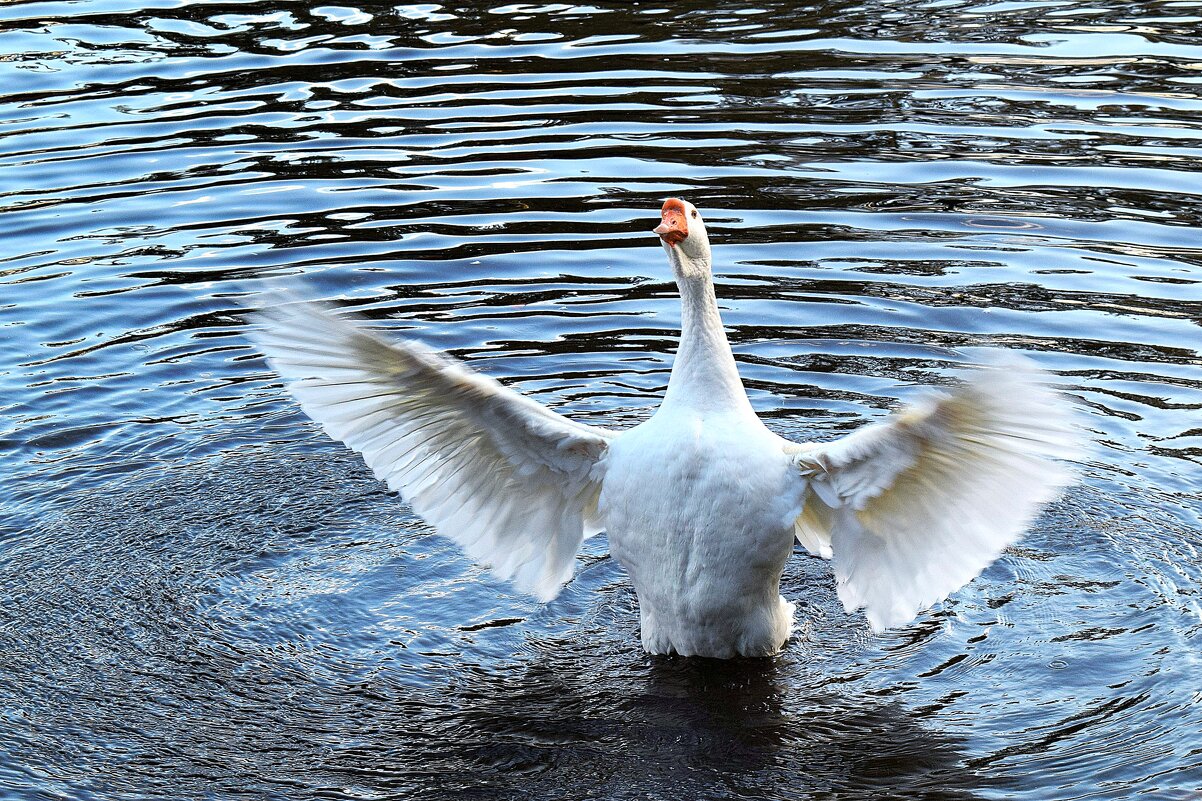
(654, 198, 688, 246)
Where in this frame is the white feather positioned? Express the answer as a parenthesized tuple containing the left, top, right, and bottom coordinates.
(785, 355, 1081, 632)
(246, 198, 1084, 656)
(249, 299, 613, 602)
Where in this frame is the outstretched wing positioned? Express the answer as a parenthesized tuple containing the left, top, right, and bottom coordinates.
(784, 356, 1080, 632)
(250, 299, 614, 601)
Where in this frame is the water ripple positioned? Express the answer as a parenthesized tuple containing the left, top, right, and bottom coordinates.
(2, 0, 1200, 799)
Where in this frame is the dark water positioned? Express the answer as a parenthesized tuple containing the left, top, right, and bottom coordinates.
(2, 1, 1201, 798)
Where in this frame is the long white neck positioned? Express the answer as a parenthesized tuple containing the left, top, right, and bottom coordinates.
(662, 248, 752, 414)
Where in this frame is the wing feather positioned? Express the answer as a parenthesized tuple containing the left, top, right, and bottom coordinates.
(250, 298, 614, 601)
(785, 355, 1081, 632)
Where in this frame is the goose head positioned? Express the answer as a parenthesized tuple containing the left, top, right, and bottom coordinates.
(654, 197, 712, 280)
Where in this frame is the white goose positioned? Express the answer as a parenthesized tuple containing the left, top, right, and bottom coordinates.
(252, 198, 1079, 658)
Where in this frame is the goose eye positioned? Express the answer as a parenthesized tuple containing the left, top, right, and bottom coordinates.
(691, 210, 698, 218)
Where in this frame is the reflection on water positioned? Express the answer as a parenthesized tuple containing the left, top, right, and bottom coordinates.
(1, 0, 1200, 798)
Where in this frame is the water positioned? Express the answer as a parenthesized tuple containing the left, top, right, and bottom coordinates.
(1, 0, 1200, 798)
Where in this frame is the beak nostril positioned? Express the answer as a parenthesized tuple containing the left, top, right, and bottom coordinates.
(655, 199, 690, 246)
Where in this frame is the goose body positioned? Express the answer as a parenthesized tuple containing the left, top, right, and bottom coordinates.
(252, 198, 1079, 658)
(605, 403, 803, 657)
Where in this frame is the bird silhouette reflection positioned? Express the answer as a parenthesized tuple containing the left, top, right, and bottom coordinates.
(320, 632, 1000, 801)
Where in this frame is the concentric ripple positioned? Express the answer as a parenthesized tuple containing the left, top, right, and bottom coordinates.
(1, 1, 1200, 799)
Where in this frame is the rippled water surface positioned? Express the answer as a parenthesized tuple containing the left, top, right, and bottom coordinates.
(2, 1, 1201, 798)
